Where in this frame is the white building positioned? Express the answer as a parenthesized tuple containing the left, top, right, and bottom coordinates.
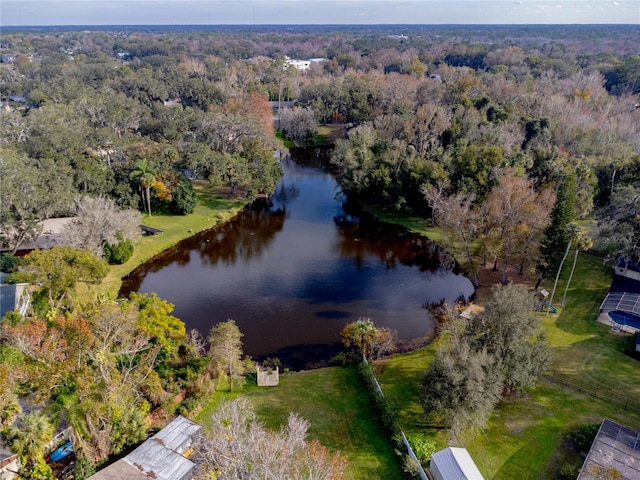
(430, 447, 484, 480)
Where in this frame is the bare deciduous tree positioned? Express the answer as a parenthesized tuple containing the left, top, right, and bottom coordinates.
(194, 397, 348, 480)
(62, 195, 141, 257)
(279, 106, 318, 141)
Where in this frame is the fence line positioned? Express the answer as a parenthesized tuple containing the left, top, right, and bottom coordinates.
(545, 370, 640, 412)
(362, 356, 429, 480)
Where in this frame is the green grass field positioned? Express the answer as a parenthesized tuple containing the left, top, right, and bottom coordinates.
(196, 367, 405, 480)
(375, 252, 640, 479)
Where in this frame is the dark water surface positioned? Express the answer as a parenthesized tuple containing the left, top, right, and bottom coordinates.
(121, 150, 473, 369)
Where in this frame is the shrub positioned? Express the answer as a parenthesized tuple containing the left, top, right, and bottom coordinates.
(559, 462, 581, 480)
(328, 351, 360, 366)
(574, 422, 600, 453)
(170, 173, 197, 215)
(103, 238, 134, 264)
(0, 254, 19, 273)
(358, 361, 401, 447)
(406, 433, 436, 464)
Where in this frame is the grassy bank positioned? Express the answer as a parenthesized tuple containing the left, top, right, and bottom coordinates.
(375, 252, 640, 479)
(96, 181, 246, 296)
(196, 367, 405, 480)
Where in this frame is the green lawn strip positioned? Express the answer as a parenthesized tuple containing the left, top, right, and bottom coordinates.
(97, 181, 246, 296)
(242, 367, 405, 480)
(540, 253, 640, 399)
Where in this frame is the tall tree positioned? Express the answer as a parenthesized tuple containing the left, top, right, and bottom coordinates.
(0, 147, 45, 254)
(436, 191, 483, 287)
(130, 158, 157, 216)
(341, 317, 378, 360)
(207, 320, 245, 391)
(540, 174, 577, 277)
(467, 285, 550, 394)
(598, 184, 640, 264)
(422, 285, 550, 436)
(485, 170, 554, 284)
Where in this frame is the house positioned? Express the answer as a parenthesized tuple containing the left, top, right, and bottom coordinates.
(0, 272, 30, 318)
(615, 258, 640, 282)
(88, 416, 201, 480)
(283, 56, 324, 72)
(430, 447, 484, 480)
(577, 419, 640, 480)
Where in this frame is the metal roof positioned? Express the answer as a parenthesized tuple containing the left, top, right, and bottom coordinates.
(88, 416, 200, 480)
(149, 415, 201, 454)
(124, 441, 195, 480)
(430, 447, 485, 480)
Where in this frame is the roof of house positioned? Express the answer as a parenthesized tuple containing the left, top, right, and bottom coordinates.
(88, 416, 201, 480)
(617, 258, 640, 273)
(577, 419, 640, 480)
(430, 447, 485, 480)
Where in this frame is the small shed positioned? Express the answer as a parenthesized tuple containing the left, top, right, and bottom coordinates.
(257, 365, 279, 386)
(430, 447, 484, 480)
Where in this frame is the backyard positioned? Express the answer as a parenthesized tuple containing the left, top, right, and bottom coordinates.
(195, 366, 406, 480)
(375, 252, 640, 479)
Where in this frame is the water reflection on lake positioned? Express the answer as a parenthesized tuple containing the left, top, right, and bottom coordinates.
(121, 150, 473, 369)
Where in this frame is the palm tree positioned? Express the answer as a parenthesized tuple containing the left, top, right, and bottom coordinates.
(547, 223, 579, 314)
(561, 235, 593, 307)
(130, 158, 156, 216)
(2, 411, 55, 465)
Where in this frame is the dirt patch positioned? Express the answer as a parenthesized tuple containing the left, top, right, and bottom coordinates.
(473, 263, 539, 305)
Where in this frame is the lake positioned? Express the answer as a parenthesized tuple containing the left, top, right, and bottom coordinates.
(121, 149, 473, 369)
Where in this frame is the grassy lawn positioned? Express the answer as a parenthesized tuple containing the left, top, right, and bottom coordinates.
(196, 367, 405, 480)
(375, 252, 640, 479)
(95, 181, 246, 296)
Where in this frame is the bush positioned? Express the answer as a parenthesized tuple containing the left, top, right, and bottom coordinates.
(574, 422, 600, 453)
(559, 462, 581, 480)
(328, 351, 360, 367)
(358, 361, 401, 446)
(177, 396, 198, 416)
(0, 254, 19, 273)
(406, 433, 436, 464)
(103, 238, 134, 264)
(170, 173, 197, 215)
(72, 455, 96, 480)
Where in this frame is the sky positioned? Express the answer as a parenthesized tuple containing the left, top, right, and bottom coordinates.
(1, 1, 639, 26)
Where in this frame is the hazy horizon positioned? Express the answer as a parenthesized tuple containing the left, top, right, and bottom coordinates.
(2, 1, 639, 27)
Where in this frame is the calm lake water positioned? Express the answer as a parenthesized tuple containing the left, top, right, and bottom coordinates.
(121, 150, 473, 369)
